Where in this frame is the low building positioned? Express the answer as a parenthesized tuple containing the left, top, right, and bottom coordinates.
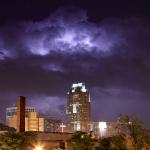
(25, 112, 44, 131)
(39, 115, 61, 132)
(8, 112, 17, 130)
(6, 106, 35, 125)
(8, 111, 44, 131)
(7, 106, 62, 132)
(90, 122, 119, 139)
(0, 123, 16, 133)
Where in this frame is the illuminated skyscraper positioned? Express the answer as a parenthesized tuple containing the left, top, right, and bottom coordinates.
(66, 83, 91, 133)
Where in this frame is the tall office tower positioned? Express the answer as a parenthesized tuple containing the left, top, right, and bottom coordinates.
(66, 83, 91, 133)
(17, 96, 25, 132)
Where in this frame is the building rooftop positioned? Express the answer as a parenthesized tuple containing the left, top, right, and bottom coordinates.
(71, 82, 87, 93)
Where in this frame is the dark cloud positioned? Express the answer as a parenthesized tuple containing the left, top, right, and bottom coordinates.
(0, 7, 150, 127)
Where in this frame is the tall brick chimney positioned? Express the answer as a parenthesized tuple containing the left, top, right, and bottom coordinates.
(17, 96, 25, 132)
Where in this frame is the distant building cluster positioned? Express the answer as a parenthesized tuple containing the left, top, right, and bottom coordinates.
(0, 82, 119, 139)
(6, 96, 61, 132)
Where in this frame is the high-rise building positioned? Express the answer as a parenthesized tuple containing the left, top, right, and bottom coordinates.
(66, 83, 91, 133)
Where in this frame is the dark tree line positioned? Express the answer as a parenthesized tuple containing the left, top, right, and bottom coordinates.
(0, 132, 36, 150)
(65, 115, 150, 150)
(0, 115, 150, 150)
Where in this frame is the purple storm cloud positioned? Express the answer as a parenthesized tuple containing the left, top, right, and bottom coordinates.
(0, 7, 150, 127)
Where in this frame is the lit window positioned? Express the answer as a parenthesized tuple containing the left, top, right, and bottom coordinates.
(73, 104, 77, 113)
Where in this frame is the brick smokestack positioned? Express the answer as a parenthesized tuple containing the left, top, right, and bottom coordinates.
(17, 96, 25, 132)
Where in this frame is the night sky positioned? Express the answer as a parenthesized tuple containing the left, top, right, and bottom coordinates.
(0, 0, 150, 127)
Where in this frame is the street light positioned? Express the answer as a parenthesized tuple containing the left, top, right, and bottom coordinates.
(34, 145, 44, 150)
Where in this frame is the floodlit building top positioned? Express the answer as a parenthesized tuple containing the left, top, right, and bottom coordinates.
(71, 82, 87, 93)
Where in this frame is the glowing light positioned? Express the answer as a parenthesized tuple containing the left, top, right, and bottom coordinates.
(60, 123, 66, 132)
(56, 30, 94, 50)
(34, 145, 44, 150)
(83, 37, 93, 47)
(72, 83, 84, 88)
(57, 31, 76, 46)
(61, 32, 75, 43)
(0, 49, 11, 60)
(72, 83, 87, 92)
(81, 86, 87, 92)
(89, 94, 91, 102)
(77, 122, 80, 131)
(99, 122, 107, 130)
(30, 47, 49, 56)
(74, 121, 80, 131)
(72, 89, 75, 92)
(73, 103, 77, 113)
(99, 122, 107, 137)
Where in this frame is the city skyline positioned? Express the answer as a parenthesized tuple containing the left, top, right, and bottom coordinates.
(0, 0, 150, 128)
